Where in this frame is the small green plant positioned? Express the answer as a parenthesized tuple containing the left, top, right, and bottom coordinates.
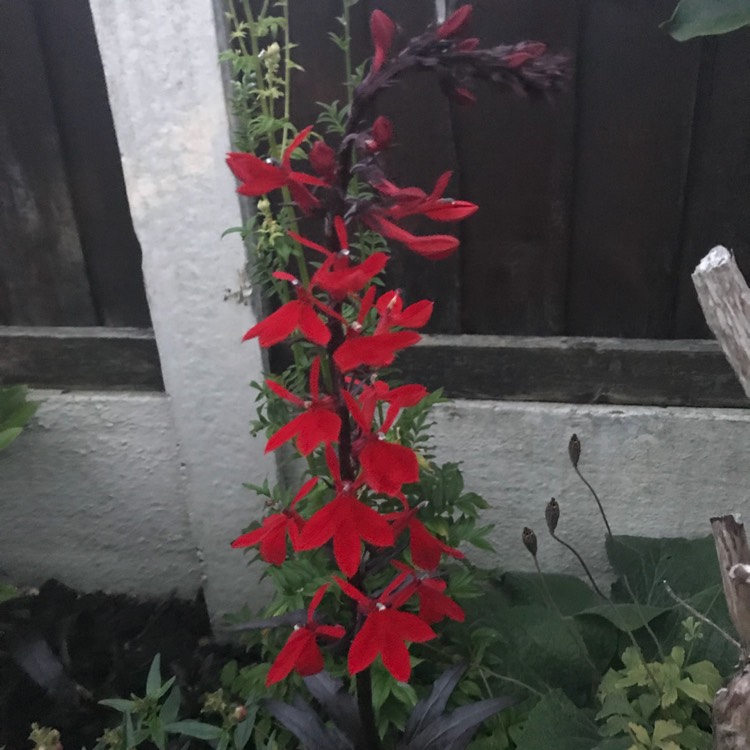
(96, 655, 255, 750)
(28, 724, 62, 750)
(596, 620, 723, 750)
(0, 385, 38, 453)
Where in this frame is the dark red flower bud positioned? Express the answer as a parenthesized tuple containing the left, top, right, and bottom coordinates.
(309, 140, 337, 183)
(437, 4, 473, 40)
(370, 10, 396, 73)
(371, 116, 393, 151)
(503, 42, 548, 69)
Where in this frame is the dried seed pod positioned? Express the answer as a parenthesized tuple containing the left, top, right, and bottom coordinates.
(522, 527, 538, 557)
(568, 433, 581, 468)
(545, 497, 560, 534)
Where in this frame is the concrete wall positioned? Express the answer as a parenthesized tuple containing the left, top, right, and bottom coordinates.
(1, 0, 748, 617)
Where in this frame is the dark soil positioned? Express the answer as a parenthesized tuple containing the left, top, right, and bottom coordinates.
(0, 579, 249, 749)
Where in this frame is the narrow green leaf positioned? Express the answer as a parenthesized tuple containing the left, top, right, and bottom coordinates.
(99, 698, 137, 713)
(164, 721, 223, 740)
(146, 654, 162, 696)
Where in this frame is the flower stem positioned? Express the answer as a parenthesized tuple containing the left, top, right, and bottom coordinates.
(356, 669, 381, 750)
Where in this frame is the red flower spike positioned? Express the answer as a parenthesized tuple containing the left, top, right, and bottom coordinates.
(266, 583, 345, 686)
(226, 125, 327, 215)
(264, 359, 341, 456)
(370, 10, 396, 74)
(436, 4, 473, 39)
(335, 576, 436, 682)
(296, 446, 394, 576)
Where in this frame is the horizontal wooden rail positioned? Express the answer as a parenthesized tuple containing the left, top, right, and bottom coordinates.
(396, 335, 748, 408)
(0, 327, 163, 390)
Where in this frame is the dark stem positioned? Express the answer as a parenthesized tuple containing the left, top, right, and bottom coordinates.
(550, 531, 606, 599)
(356, 669, 380, 750)
(574, 465, 612, 538)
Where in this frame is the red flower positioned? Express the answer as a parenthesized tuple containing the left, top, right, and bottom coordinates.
(226, 126, 327, 214)
(265, 358, 341, 456)
(375, 291, 433, 333)
(380, 172, 478, 223)
(296, 446, 394, 576)
(370, 10, 396, 74)
(292, 217, 388, 300)
(266, 584, 345, 685)
(503, 42, 547, 69)
(230, 477, 317, 565)
(436, 4, 473, 40)
(342, 390, 420, 497)
(334, 330, 421, 372)
(390, 503, 464, 570)
(336, 574, 436, 682)
(242, 271, 340, 347)
(392, 562, 465, 624)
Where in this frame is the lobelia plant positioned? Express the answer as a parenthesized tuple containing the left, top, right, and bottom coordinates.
(226, 5, 567, 749)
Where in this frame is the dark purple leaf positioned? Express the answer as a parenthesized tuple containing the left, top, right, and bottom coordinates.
(303, 671, 363, 745)
(218, 610, 305, 633)
(404, 663, 465, 738)
(263, 697, 353, 750)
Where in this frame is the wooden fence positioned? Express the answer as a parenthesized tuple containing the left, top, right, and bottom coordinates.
(288, 0, 750, 340)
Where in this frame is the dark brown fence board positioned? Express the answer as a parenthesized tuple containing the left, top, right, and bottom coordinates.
(673, 30, 750, 339)
(367, 0, 461, 333)
(0, 2, 97, 327)
(31, 0, 151, 327)
(397, 335, 748, 407)
(454, 0, 579, 336)
(566, 0, 701, 338)
(0, 328, 163, 391)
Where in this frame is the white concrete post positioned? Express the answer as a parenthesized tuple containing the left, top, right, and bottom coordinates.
(88, 0, 274, 618)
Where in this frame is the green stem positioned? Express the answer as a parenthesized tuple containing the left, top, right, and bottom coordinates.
(343, 0, 354, 107)
(240, 0, 273, 139)
(281, 0, 293, 152)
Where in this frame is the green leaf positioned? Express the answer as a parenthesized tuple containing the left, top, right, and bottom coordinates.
(163, 720, 223, 740)
(606, 535, 721, 606)
(662, 0, 750, 41)
(515, 690, 601, 750)
(577, 603, 670, 632)
(159, 685, 181, 725)
(99, 698, 137, 713)
(146, 654, 162, 696)
(0, 428, 22, 452)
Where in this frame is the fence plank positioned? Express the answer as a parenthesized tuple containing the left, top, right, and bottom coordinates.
(673, 31, 750, 339)
(365, 0, 461, 334)
(0, 327, 163, 391)
(454, 0, 580, 336)
(0, 2, 97, 326)
(566, 0, 701, 338)
(31, 0, 151, 327)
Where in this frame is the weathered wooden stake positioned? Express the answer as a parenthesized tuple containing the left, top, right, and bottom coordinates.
(692, 246, 750, 399)
(693, 251, 750, 748)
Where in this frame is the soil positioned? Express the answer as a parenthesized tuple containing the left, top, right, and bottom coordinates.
(0, 579, 250, 749)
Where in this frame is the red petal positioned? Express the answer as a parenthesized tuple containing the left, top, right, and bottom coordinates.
(373, 216, 459, 259)
(335, 575, 369, 606)
(283, 125, 316, 166)
(422, 200, 479, 222)
(370, 10, 396, 73)
(266, 629, 311, 685)
(419, 587, 465, 624)
(293, 476, 319, 507)
(226, 152, 286, 195)
(266, 378, 304, 406)
(309, 140, 337, 182)
(361, 439, 419, 496)
(231, 525, 266, 549)
(298, 303, 331, 346)
(371, 116, 393, 150)
(379, 630, 413, 682)
(260, 519, 292, 565)
(395, 300, 433, 329)
(243, 301, 302, 347)
(334, 331, 421, 372)
(409, 518, 464, 570)
(288, 230, 331, 257)
(294, 633, 325, 676)
(294, 409, 341, 456)
(288, 181, 321, 216)
(436, 4, 473, 39)
(316, 624, 346, 640)
(332, 513, 364, 577)
(348, 616, 381, 675)
(265, 415, 304, 454)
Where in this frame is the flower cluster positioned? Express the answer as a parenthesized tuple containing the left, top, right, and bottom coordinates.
(228, 5, 566, 692)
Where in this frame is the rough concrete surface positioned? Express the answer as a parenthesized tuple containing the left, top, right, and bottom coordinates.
(0, 392, 200, 597)
(430, 400, 750, 581)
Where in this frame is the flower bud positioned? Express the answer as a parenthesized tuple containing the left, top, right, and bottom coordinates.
(568, 434, 581, 468)
(234, 705, 248, 721)
(522, 527, 537, 557)
(545, 497, 560, 534)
